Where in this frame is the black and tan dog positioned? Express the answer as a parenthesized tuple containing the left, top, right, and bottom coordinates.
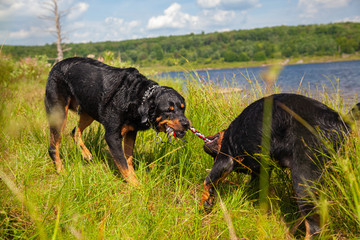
(45, 57, 190, 186)
(201, 93, 359, 238)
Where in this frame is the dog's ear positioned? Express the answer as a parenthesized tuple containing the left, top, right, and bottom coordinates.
(138, 104, 149, 124)
(203, 131, 225, 159)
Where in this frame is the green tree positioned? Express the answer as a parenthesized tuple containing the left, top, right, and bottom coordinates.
(3, 22, 360, 65)
(238, 52, 250, 62)
(223, 50, 239, 62)
(337, 36, 358, 54)
(152, 44, 164, 60)
(253, 51, 266, 61)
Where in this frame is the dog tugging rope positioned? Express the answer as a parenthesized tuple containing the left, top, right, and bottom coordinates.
(157, 126, 211, 144)
(190, 127, 211, 143)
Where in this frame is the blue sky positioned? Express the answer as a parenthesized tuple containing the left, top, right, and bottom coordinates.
(1, 0, 359, 46)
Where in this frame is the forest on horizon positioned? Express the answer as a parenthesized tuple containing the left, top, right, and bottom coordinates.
(2, 22, 360, 68)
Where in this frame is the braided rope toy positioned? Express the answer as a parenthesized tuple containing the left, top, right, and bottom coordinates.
(156, 126, 211, 144)
(189, 127, 211, 143)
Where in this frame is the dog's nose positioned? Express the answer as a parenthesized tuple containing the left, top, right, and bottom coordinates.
(181, 119, 190, 130)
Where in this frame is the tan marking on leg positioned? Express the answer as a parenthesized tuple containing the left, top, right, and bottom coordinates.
(51, 99, 70, 173)
(200, 170, 231, 208)
(201, 182, 212, 206)
(121, 125, 136, 167)
(74, 113, 94, 160)
(304, 220, 311, 240)
(52, 134, 63, 173)
(61, 101, 70, 132)
(110, 125, 138, 186)
(121, 125, 135, 137)
(114, 161, 139, 187)
(123, 133, 135, 167)
(304, 215, 321, 239)
(217, 131, 225, 152)
(124, 141, 135, 167)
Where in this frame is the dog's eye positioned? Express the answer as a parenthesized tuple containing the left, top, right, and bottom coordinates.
(180, 104, 185, 109)
(169, 106, 174, 111)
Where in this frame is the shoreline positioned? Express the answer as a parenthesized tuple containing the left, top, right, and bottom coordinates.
(143, 54, 360, 74)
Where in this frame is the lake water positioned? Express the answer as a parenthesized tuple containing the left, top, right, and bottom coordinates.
(159, 60, 360, 101)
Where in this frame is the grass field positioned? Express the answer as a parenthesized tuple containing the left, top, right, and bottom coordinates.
(1, 55, 360, 239)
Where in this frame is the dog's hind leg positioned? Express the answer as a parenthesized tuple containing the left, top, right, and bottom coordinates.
(46, 98, 71, 173)
(71, 112, 94, 160)
(201, 155, 234, 209)
(291, 146, 322, 238)
(294, 183, 321, 239)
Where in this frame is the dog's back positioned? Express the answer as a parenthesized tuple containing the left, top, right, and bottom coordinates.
(45, 57, 151, 121)
(222, 93, 349, 171)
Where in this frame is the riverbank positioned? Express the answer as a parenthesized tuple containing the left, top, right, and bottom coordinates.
(141, 53, 360, 74)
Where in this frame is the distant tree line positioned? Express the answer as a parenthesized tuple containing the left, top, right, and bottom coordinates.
(3, 22, 360, 66)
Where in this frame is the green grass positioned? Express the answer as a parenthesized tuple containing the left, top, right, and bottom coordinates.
(1, 55, 360, 239)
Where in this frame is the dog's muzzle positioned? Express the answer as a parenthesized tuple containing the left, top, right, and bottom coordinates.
(166, 118, 190, 140)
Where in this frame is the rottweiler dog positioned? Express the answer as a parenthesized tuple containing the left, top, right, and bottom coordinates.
(45, 57, 190, 186)
(201, 93, 359, 238)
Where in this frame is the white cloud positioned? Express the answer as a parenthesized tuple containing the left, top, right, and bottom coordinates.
(336, 15, 360, 23)
(201, 9, 236, 25)
(0, 0, 47, 21)
(73, 31, 90, 39)
(0, 0, 89, 22)
(147, 3, 199, 30)
(128, 21, 141, 29)
(197, 0, 221, 8)
(67, 17, 142, 43)
(298, 0, 352, 18)
(146, 2, 248, 32)
(105, 17, 124, 25)
(9, 29, 30, 39)
(8, 26, 50, 39)
(197, 0, 261, 10)
(195, 0, 259, 28)
(67, 2, 89, 20)
(104, 17, 140, 30)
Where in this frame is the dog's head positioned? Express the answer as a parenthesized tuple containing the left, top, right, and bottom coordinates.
(203, 131, 225, 159)
(139, 86, 190, 138)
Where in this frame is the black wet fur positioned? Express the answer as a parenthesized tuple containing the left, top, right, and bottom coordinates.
(203, 93, 358, 236)
(45, 57, 190, 178)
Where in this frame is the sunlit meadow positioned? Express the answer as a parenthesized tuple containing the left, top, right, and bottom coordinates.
(0, 55, 359, 239)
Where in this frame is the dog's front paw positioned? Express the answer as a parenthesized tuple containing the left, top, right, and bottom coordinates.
(201, 185, 216, 213)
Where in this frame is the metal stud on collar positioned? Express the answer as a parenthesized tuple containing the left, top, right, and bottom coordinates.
(142, 84, 161, 104)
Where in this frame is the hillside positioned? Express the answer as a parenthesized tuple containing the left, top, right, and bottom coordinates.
(2, 22, 360, 70)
